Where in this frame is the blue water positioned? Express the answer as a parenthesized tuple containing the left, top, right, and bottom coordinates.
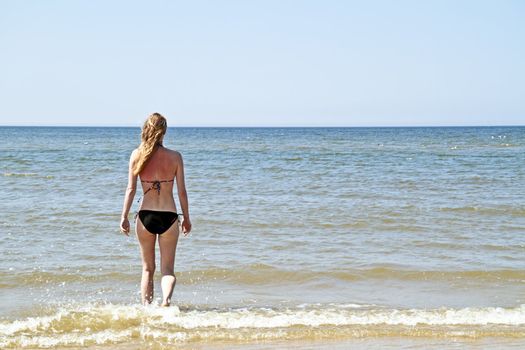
(0, 126, 524, 347)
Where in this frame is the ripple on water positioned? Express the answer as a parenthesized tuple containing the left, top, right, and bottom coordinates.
(1, 126, 524, 317)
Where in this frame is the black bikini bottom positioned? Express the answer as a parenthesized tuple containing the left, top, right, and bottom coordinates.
(138, 210, 178, 235)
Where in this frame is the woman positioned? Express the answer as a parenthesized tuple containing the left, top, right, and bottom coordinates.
(120, 113, 191, 306)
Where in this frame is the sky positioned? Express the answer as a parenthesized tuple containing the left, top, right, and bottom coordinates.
(0, 0, 524, 127)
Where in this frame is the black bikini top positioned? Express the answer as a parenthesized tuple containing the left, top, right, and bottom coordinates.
(141, 179, 174, 196)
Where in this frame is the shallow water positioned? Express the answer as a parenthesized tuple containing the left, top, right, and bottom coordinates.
(0, 126, 524, 348)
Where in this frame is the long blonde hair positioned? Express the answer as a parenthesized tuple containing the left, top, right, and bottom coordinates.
(132, 113, 167, 176)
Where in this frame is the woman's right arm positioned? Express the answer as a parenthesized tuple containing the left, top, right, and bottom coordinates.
(120, 150, 138, 236)
(175, 152, 191, 235)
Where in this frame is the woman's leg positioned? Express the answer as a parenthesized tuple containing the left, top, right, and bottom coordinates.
(158, 222, 180, 306)
(136, 220, 157, 305)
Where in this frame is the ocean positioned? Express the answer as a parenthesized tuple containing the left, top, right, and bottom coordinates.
(0, 126, 524, 349)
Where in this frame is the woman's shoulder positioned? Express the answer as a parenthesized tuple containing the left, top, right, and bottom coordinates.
(163, 148, 182, 170)
(163, 147, 183, 159)
(129, 148, 140, 160)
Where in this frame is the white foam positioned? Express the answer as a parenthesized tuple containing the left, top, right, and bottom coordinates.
(0, 311, 65, 336)
(150, 304, 525, 329)
(13, 330, 133, 348)
(1, 303, 524, 348)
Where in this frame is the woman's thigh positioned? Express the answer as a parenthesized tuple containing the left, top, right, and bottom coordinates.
(158, 222, 180, 272)
(136, 219, 157, 268)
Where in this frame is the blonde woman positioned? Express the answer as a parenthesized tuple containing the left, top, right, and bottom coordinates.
(120, 113, 192, 306)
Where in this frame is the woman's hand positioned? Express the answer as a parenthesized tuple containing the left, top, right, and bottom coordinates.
(182, 217, 192, 236)
(120, 217, 130, 236)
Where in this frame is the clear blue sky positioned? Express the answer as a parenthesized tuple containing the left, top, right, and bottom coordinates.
(0, 0, 523, 126)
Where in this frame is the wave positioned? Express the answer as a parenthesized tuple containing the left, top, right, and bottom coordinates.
(183, 265, 525, 284)
(0, 271, 136, 288)
(2, 266, 524, 288)
(2, 172, 54, 179)
(1, 303, 524, 347)
(439, 205, 525, 217)
(3, 172, 36, 177)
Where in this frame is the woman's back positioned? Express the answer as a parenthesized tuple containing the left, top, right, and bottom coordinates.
(138, 146, 179, 212)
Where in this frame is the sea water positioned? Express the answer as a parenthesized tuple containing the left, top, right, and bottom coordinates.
(0, 126, 524, 348)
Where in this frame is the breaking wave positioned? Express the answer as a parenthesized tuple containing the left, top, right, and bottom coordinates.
(1, 303, 524, 348)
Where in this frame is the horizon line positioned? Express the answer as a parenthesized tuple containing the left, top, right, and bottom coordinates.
(0, 124, 524, 128)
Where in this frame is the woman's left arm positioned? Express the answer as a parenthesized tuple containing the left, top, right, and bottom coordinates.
(120, 150, 138, 235)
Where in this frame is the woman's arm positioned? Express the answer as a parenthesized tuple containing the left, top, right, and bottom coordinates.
(120, 150, 138, 235)
(175, 152, 192, 235)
